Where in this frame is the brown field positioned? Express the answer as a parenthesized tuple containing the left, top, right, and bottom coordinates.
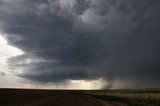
(0, 89, 160, 106)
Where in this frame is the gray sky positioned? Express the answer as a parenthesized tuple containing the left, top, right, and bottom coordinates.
(0, 0, 160, 89)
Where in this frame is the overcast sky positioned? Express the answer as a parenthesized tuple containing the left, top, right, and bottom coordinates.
(0, 0, 160, 89)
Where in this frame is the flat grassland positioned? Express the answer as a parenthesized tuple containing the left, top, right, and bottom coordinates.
(82, 89, 160, 106)
(0, 89, 160, 106)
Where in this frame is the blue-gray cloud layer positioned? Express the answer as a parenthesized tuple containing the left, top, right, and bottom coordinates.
(0, 0, 160, 88)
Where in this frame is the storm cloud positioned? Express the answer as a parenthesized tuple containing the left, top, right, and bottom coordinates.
(0, 0, 160, 88)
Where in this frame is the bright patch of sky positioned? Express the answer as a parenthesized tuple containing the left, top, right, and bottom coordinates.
(0, 34, 24, 87)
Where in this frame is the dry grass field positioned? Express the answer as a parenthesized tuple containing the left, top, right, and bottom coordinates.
(82, 89, 160, 106)
(0, 89, 159, 106)
(0, 89, 124, 106)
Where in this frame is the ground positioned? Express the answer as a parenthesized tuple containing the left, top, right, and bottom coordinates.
(0, 89, 126, 106)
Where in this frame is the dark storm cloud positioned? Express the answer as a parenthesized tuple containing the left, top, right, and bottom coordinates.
(73, 0, 91, 15)
(1, 0, 160, 88)
(2, 0, 106, 82)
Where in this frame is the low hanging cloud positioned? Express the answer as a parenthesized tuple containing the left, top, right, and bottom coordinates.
(0, 0, 160, 88)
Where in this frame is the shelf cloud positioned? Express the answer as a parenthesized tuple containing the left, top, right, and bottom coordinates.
(0, 0, 160, 89)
